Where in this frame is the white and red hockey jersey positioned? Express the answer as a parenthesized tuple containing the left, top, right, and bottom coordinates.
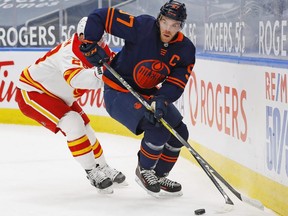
(17, 33, 113, 106)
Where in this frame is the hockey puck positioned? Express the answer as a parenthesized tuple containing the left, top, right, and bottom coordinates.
(194, 208, 205, 215)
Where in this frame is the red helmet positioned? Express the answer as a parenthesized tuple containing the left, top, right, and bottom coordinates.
(159, 1, 187, 22)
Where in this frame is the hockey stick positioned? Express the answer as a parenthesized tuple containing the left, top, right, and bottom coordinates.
(103, 62, 264, 209)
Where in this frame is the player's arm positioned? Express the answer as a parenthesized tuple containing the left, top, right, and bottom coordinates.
(156, 64, 194, 103)
(85, 7, 138, 43)
(61, 45, 103, 90)
(147, 64, 194, 122)
(65, 67, 104, 90)
(62, 56, 104, 90)
(64, 35, 117, 89)
(156, 41, 196, 102)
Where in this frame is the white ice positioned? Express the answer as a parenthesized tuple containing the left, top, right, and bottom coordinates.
(0, 124, 277, 216)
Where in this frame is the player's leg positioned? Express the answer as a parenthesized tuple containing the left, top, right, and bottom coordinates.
(85, 123, 126, 184)
(135, 118, 171, 195)
(135, 104, 184, 196)
(104, 87, 167, 195)
(154, 122, 188, 176)
(154, 121, 188, 196)
(104, 87, 182, 196)
(15, 89, 112, 191)
(152, 104, 187, 196)
(70, 101, 126, 184)
(57, 110, 113, 192)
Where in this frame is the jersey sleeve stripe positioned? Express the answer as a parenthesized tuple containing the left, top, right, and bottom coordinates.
(166, 77, 186, 89)
(168, 76, 186, 87)
(105, 8, 111, 33)
(63, 68, 82, 86)
(73, 89, 87, 98)
(105, 8, 115, 34)
(108, 8, 115, 33)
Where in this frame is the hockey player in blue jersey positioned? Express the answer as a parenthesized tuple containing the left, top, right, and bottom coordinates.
(80, 1, 196, 197)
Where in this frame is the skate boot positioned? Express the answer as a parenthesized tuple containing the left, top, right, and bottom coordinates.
(85, 164, 113, 194)
(101, 164, 126, 184)
(135, 163, 160, 197)
(158, 176, 183, 197)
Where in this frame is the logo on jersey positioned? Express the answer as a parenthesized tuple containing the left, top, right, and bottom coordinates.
(134, 102, 142, 110)
(73, 89, 87, 98)
(133, 60, 170, 89)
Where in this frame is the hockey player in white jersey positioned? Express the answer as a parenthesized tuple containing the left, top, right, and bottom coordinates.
(15, 17, 125, 193)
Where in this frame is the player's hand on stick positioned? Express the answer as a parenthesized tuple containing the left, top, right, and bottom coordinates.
(151, 96, 168, 121)
(144, 96, 168, 127)
(144, 111, 162, 127)
(80, 41, 109, 67)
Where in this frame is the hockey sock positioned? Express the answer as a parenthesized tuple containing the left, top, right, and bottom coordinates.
(58, 111, 96, 169)
(92, 139, 104, 159)
(154, 122, 188, 176)
(67, 134, 96, 169)
(154, 143, 181, 177)
(139, 139, 163, 170)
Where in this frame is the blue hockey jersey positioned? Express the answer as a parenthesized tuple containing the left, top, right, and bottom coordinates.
(84, 7, 195, 103)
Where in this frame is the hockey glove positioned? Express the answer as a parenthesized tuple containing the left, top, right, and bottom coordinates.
(151, 96, 168, 121)
(80, 41, 109, 67)
(144, 96, 168, 127)
(144, 111, 162, 127)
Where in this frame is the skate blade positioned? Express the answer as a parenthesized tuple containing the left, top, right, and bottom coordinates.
(113, 180, 129, 187)
(96, 186, 114, 194)
(135, 177, 161, 198)
(158, 189, 183, 198)
(213, 204, 234, 214)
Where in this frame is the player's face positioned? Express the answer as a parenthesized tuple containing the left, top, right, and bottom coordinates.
(159, 16, 181, 43)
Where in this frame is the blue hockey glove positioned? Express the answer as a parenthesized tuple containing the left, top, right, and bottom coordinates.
(151, 96, 168, 121)
(144, 96, 168, 126)
(80, 41, 109, 67)
(144, 111, 162, 127)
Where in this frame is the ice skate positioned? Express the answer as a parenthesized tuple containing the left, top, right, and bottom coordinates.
(101, 164, 127, 185)
(158, 176, 183, 197)
(86, 164, 113, 194)
(135, 164, 160, 197)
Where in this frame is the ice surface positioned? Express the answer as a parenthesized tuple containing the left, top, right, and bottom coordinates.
(0, 124, 277, 216)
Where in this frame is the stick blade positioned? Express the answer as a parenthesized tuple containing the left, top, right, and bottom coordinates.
(225, 196, 234, 205)
(241, 195, 264, 210)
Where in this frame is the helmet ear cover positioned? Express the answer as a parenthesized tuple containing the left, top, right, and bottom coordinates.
(158, 1, 187, 28)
